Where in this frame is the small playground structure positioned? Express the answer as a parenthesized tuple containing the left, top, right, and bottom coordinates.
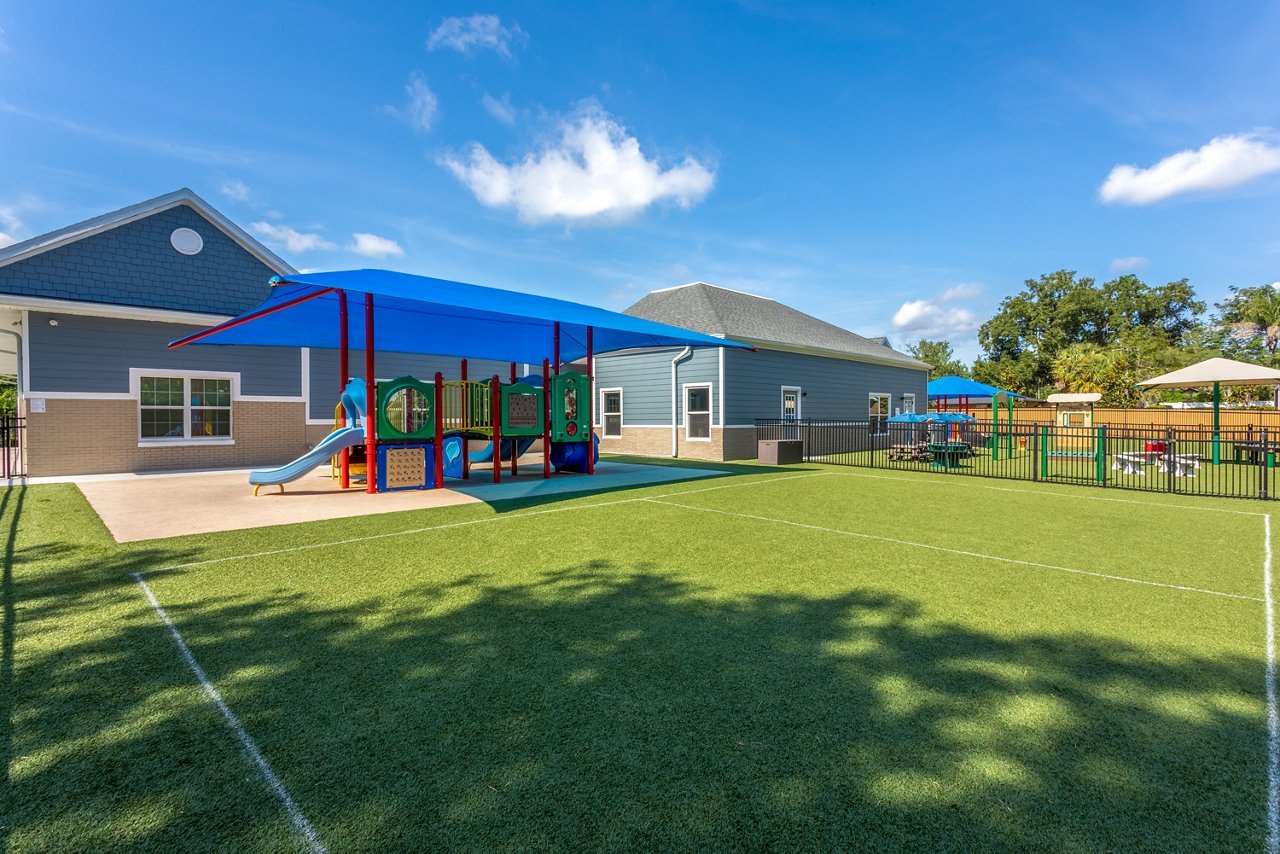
(170, 269, 748, 494)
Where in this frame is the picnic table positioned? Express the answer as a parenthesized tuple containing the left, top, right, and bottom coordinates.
(926, 441, 969, 470)
(1233, 442, 1280, 463)
(1112, 452, 1148, 476)
(888, 443, 932, 462)
(1157, 453, 1201, 478)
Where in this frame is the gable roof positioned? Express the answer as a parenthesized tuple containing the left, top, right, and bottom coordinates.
(0, 188, 294, 275)
(623, 282, 929, 369)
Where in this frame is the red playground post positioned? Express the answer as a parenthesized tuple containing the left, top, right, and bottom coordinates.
(586, 325, 595, 475)
(364, 293, 377, 494)
(459, 358, 470, 480)
(491, 375, 501, 484)
(338, 290, 350, 490)
(542, 358, 551, 479)
(433, 372, 444, 489)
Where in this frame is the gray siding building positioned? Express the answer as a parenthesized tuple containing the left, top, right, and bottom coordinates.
(594, 283, 928, 461)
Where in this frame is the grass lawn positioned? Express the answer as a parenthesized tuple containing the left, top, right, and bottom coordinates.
(2, 458, 1273, 850)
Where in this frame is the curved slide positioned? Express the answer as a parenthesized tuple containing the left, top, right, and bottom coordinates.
(468, 436, 537, 464)
(249, 427, 365, 494)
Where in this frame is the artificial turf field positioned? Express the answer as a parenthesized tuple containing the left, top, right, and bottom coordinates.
(2, 458, 1275, 851)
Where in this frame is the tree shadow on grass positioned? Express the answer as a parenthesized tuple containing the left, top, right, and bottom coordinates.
(9, 551, 1265, 850)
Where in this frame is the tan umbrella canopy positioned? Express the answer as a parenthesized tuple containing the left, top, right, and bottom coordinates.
(1136, 357, 1280, 464)
(1135, 357, 1280, 389)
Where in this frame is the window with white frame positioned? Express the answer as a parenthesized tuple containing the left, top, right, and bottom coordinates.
(685, 384, 712, 440)
(869, 392, 890, 435)
(600, 389, 623, 438)
(902, 393, 916, 414)
(139, 375, 232, 440)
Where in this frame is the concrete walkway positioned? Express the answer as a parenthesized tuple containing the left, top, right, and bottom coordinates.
(74, 460, 723, 543)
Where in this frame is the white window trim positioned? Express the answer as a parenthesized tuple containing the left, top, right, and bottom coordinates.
(132, 368, 237, 446)
(902, 393, 916, 415)
(682, 382, 713, 442)
(781, 385, 802, 419)
(599, 387, 623, 438)
(869, 391, 891, 435)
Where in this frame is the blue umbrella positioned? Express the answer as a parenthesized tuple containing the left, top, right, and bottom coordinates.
(926, 411, 977, 423)
(887, 412, 930, 423)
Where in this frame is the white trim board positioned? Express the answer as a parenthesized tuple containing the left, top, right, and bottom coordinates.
(3, 294, 230, 326)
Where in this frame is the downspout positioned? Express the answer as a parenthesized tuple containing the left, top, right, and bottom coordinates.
(671, 346, 692, 457)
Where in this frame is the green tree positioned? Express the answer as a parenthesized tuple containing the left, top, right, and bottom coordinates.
(1214, 285, 1280, 357)
(906, 339, 969, 378)
(976, 270, 1204, 394)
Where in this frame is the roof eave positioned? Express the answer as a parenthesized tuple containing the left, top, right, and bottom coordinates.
(0, 188, 295, 276)
(731, 336, 929, 370)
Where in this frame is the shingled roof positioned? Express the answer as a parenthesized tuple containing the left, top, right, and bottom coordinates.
(623, 282, 929, 369)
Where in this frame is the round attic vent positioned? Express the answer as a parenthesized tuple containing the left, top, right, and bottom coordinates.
(170, 227, 204, 256)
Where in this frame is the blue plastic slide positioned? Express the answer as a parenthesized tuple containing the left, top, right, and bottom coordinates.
(251, 377, 367, 494)
(249, 427, 365, 494)
(468, 436, 537, 464)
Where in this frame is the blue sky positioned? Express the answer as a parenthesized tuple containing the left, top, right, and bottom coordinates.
(2, 1, 1279, 361)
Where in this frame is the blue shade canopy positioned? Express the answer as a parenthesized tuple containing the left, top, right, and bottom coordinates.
(170, 269, 753, 364)
(887, 412, 930, 423)
(927, 375, 1023, 400)
(926, 411, 977, 422)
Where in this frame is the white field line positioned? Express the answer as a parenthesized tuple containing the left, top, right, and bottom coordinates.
(133, 573, 327, 854)
(141, 472, 830, 576)
(824, 468, 1268, 517)
(643, 498, 1262, 603)
(1265, 515, 1279, 854)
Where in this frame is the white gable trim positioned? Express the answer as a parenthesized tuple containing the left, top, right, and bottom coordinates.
(0, 188, 294, 275)
(1, 294, 230, 326)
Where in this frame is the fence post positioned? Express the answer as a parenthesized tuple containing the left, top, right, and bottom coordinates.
(1031, 426, 1039, 481)
(1039, 425, 1049, 478)
(1166, 428, 1175, 494)
(1263, 428, 1271, 500)
(1095, 426, 1106, 484)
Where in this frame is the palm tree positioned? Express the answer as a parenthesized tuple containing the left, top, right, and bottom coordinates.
(1231, 287, 1280, 354)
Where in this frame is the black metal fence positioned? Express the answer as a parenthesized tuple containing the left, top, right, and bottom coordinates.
(756, 418, 1280, 500)
(1, 413, 25, 478)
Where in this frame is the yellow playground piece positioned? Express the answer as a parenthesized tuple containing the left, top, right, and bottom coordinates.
(441, 379, 494, 436)
(330, 402, 368, 482)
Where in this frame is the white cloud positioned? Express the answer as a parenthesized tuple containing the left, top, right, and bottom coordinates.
(1109, 255, 1149, 272)
(940, 283, 981, 301)
(1099, 132, 1280, 205)
(441, 106, 716, 224)
(428, 14, 525, 57)
(891, 284, 982, 338)
(0, 204, 25, 247)
(251, 221, 336, 253)
(482, 92, 516, 125)
(394, 73, 438, 133)
(218, 177, 250, 202)
(349, 232, 404, 259)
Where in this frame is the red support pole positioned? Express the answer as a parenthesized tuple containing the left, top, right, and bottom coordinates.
(491, 375, 502, 484)
(510, 362, 517, 384)
(168, 287, 339, 348)
(339, 291, 350, 490)
(542, 358, 551, 479)
(460, 358, 469, 480)
(364, 294, 377, 494)
(433, 372, 444, 489)
(586, 325, 595, 475)
(553, 322, 561, 375)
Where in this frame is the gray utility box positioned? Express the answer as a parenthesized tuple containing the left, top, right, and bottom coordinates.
(758, 439, 803, 465)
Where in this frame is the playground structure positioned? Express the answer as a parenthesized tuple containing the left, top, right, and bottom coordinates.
(255, 366, 598, 494)
(169, 268, 747, 495)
